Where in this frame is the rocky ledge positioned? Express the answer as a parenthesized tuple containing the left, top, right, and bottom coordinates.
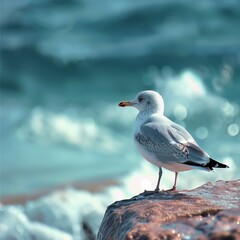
(97, 180, 240, 240)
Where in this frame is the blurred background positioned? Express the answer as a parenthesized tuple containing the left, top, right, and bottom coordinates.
(0, 0, 240, 238)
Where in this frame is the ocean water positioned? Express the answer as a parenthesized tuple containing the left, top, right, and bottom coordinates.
(0, 0, 240, 238)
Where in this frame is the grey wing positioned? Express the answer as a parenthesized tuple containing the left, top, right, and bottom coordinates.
(140, 122, 210, 165)
(170, 122, 196, 144)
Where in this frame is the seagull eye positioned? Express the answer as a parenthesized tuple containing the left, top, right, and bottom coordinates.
(138, 96, 144, 102)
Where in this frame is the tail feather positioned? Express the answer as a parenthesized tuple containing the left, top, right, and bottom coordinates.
(206, 158, 229, 170)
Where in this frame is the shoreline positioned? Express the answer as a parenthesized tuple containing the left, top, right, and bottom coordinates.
(0, 179, 119, 206)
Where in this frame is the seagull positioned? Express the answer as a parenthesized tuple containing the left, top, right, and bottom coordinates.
(119, 90, 229, 192)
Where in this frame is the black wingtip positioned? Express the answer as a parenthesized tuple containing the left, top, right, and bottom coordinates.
(208, 158, 229, 169)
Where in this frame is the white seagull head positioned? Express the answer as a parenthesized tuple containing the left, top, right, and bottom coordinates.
(119, 90, 164, 114)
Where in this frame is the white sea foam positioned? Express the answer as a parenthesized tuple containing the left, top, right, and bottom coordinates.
(0, 207, 73, 240)
(21, 107, 121, 151)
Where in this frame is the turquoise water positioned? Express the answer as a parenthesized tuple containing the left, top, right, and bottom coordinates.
(1, 0, 240, 196)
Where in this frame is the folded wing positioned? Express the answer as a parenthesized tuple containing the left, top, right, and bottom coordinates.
(140, 122, 210, 166)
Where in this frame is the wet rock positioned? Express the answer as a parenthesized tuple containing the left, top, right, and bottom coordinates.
(97, 180, 240, 240)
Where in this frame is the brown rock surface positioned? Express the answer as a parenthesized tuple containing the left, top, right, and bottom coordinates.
(97, 180, 240, 240)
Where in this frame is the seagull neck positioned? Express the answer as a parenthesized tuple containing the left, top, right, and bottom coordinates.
(138, 108, 163, 119)
(135, 109, 163, 129)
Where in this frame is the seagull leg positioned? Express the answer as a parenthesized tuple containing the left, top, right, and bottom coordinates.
(172, 172, 178, 191)
(141, 167, 162, 196)
(154, 167, 162, 192)
(165, 172, 178, 192)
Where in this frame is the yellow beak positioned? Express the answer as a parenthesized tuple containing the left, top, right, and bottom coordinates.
(118, 101, 133, 107)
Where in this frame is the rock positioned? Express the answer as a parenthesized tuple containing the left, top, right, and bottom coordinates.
(97, 180, 240, 240)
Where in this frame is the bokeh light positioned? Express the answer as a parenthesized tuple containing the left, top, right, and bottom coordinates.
(227, 124, 239, 137)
